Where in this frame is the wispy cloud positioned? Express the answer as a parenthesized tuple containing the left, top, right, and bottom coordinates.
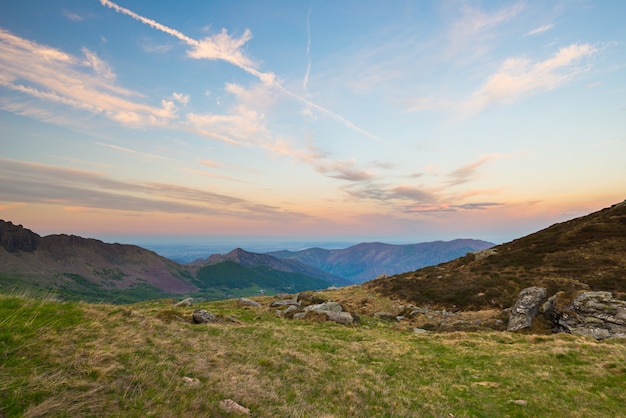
(96, 142, 176, 161)
(464, 43, 597, 114)
(445, 1, 525, 59)
(99, 0, 381, 142)
(0, 158, 306, 221)
(63, 10, 84, 22)
(447, 154, 498, 186)
(303, 6, 313, 92)
(526, 24, 553, 36)
(0, 29, 178, 127)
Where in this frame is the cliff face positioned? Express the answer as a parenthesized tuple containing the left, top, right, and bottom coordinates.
(0, 220, 41, 252)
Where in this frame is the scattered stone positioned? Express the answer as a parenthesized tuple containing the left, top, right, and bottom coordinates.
(238, 298, 261, 307)
(413, 328, 428, 333)
(270, 300, 300, 308)
(507, 287, 547, 332)
(511, 399, 527, 406)
(374, 274, 388, 280)
(374, 311, 396, 321)
(219, 399, 250, 415)
(192, 309, 217, 324)
(471, 381, 500, 387)
(293, 312, 306, 320)
(297, 292, 327, 306)
(303, 310, 355, 324)
(304, 301, 343, 313)
(174, 297, 193, 307)
(473, 248, 497, 261)
(182, 376, 200, 386)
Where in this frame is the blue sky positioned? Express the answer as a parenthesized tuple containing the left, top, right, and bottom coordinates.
(0, 0, 624, 245)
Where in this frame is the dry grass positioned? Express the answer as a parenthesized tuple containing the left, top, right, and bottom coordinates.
(1, 294, 625, 417)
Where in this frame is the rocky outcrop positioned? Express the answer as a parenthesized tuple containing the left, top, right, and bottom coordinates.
(273, 293, 357, 325)
(557, 291, 626, 339)
(507, 287, 547, 332)
(192, 309, 217, 324)
(0, 220, 40, 252)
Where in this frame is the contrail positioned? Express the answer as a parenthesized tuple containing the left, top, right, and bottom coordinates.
(100, 0, 381, 142)
(303, 6, 312, 92)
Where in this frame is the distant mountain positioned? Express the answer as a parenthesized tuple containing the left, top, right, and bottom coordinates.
(189, 248, 351, 287)
(0, 222, 340, 303)
(0, 220, 196, 303)
(267, 239, 495, 283)
(366, 200, 626, 310)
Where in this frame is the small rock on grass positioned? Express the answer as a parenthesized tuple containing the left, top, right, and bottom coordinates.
(219, 399, 250, 415)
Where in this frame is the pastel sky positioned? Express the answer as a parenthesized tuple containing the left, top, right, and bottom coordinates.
(1, 0, 625, 245)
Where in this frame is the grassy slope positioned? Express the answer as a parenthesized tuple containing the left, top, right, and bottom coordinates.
(1, 294, 624, 417)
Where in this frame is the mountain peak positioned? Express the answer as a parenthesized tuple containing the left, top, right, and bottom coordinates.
(0, 220, 41, 252)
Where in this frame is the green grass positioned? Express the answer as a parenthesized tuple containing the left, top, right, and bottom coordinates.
(1, 293, 625, 417)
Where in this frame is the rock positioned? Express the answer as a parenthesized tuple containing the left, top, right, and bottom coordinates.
(238, 298, 261, 307)
(182, 376, 200, 386)
(507, 287, 547, 332)
(293, 312, 306, 320)
(219, 399, 250, 415)
(297, 292, 327, 307)
(0, 220, 41, 252)
(270, 300, 300, 308)
(303, 310, 355, 324)
(557, 291, 626, 339)
(374, 311, 397, 321)
(413, 328, 428, 333)
(192, 309, 217, 324)
(304, 301, 343, 313)
(175, 297, 193, 307)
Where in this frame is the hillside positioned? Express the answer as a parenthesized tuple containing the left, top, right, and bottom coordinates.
(0, 221, 196, 302)
(268, 239, 494, 283)
(190, 248, 350, 286)
(1, 293, 624, 417)
(366, 200, 626, 310)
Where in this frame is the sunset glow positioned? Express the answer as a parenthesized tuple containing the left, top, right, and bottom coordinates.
(1, 1, 624, 245)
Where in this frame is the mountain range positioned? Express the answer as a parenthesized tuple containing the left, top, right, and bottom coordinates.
(0, 220, 490, 302)
(267, 239, 494, 283)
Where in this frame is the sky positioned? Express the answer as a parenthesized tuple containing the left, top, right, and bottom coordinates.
(0, 0, 625, 246)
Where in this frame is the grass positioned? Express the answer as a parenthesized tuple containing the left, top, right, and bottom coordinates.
(1, 293, 625, 417)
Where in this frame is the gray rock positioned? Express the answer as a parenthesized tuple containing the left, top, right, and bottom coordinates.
(304, 301, 343, 313)
(304, 310, 355, 324)
(238, 298, 261, 307)
(270, 300, 300, 308)
(507, 287, 547, 332)
(324, 311, 355, 324)
(374, 311, 397, 321)
(557, 291, 626, 339)
(175, 297, 193, 307)
(292, 312, 306, 320)
(192, 309, 217, 324)
(297, 292, 327, 306)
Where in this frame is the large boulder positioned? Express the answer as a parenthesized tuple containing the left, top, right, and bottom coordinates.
(557, 291, 626, 339)
(507, 287, 547, 332)
(192, 309, 217, 324)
